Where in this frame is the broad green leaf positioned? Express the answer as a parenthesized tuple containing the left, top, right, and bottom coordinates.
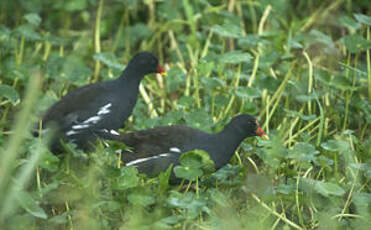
(155, 215, 183, 228)
(157, 0, 182, 20)
(321, 140, 339, 151)
(289, 142, 319, 162)
(65, 0, 87, 12)
(0, 84, 20, 105)
(340, 15, 361, 31)
(167, 191, 207, 219)
(166, 67, 186, 93)
(128, 193, 156, 206)
(116, 0, 139, 8)
(284, 109, 316, 121)
(276, 184, 296, 195)
(14, 24, 41, 40)
(61, 142, 87, 157)
(354, 13, 371, 26)
(342, 34, 367, 53)
(350, 163, 371, 180)
(0, 26, 11, 40)
(208, 188, 230, 206)
(179, 149, 215, 172)
(93, 53, 125, 70)
(219, 51, 252, 64)
(103, 201, 121, 212)
(240, 142, 253, 152)
(24, 13, 41, 26)
(238, 34, 262, 48)
(48, 212, 70, 224)
(329, 74, 360, 91)
(179, 151, 204, 168)
(197, 60, 215, 76)
(212, 24, 242, 38)
(300, 178, 345, 197)
(352, 193, 371, 214)
(28, 139, 59, 172)
(295, 94, 318, 103)
(16, 191, 47, 219)
(158, 111, 183, 126)
(113, 166, 139, 190)
(158, 164, 173, 191)
(209, 164, 242, 182)
(200, 77, 225, 90)
(314, 181, 345, 197)
(289, 40, 304, 49)
(174, 166, 203, 181)
(174, 149, 215, 180)
(313, 156, 334, 169)
(259, 51, 282, 69)
(62, 55, 92, 86)
(39, 151, 60, 172)
(321, 140, 348, 152)
(256, 135, 287, 169)
(309, 29, 335, 49)
(129, 23, 152, 43)
(234, 87, 262, 99)
(184, 110, 213, 132)
(244, 174, 274, 197)
(45, 34, 67, 46)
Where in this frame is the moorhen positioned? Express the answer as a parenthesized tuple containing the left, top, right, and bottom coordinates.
(113, 114, 267, 180)
(40, 52, 166, 152)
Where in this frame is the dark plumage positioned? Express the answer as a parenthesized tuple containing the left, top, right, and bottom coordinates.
(111, 114, 267, 180)
(40, 52, 166, 152)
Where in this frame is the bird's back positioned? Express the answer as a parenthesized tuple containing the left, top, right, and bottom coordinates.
(119, 125, 208, 155)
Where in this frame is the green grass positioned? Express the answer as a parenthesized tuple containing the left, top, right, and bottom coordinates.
(0, 0, 370, 229)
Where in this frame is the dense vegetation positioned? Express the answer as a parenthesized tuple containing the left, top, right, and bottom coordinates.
(0, 0, 370, 229)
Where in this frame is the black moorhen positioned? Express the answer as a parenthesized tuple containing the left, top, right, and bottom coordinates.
(40, 52, 166, 152)
(112, 114, 267, 180)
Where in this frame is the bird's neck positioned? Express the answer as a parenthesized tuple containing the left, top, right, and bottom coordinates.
(119, 68, 145, 86)
(217, 122, 247, 145)
(211, 126, 246, 168)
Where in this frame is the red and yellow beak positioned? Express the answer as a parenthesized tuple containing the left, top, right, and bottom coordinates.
(255, 120, 269, 140)
(157, 65, 167, 76)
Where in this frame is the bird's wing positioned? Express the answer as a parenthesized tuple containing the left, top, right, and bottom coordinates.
(119, 126, 195, 154)
(42, 82, 113, 133)
(122, 149, 182, 178)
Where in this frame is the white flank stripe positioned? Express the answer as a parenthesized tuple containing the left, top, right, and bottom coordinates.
(169, 147, 181, 153)
(68, 103, 111, 133)
(72, 124, 90, 129)
(66, 130, 79, 136)
(126, 153, 170, 166)
(83, 116, 101, 124)
(101, 129, 119, 135)
(97, 103, 112, 115)
(110, 129, 119, 135)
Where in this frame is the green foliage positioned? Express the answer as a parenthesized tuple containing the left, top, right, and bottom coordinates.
(16, 191, 48, 219)
(0, 0, 370, 229)
(174, 149, 215, 181)
(0, 84, 20, 105)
